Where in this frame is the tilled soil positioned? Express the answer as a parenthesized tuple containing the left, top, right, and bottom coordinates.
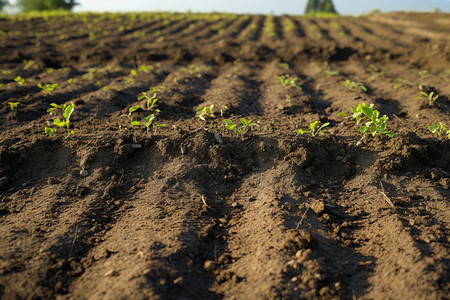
(0, 11, 449, 299)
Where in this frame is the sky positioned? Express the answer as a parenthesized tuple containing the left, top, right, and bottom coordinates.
(71, 0, 450, 15)
(6, 0, 450, 15)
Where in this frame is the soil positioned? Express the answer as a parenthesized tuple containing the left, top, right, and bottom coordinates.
(0, 11, 449, 300)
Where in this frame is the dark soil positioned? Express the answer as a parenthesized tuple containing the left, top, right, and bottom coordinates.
(0, 11, 449, 299)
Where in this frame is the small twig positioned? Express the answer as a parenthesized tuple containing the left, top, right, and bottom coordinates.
(379, 182, 394, 207)
(201, 195, 211, 209)
(68, 225, 79, 258)
(296, 207, 310, 229)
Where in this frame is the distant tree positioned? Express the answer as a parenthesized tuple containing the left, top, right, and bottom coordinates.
(17, 0, 78, 12)
(0, 0, 9, 12)
(305, 0, 338, 15)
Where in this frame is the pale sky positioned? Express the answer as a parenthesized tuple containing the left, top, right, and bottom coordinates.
(7, 0, 450, 15)
(72, 0, 450, 15)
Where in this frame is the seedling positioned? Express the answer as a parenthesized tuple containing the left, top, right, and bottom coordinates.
(413, 90, 439, 106)
(276, 74, 302, 90)
(322, 62, 339, 78)
(342, 80, 367, 92)
(196, 104, 215, 121)
(297, 121, 330, 137)
(131, 114, 166, 135)
(8, 102, 20, 110)
(23, 60, 38, 70)
(428, 122, 450, 140)
(138, 92, 160, 111)
(338, 103, 395, 137)
(128, 105, 141, 117)
(224, 118, 257, 136)
(393, 78, 412, 89)
(38, 83, 58, 93)
(15, 76, 26, 86)
(45, 103, 75, 136)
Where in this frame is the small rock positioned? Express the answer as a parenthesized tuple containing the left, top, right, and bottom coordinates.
(311, 200, 326, 215)
(291, 276, 299, 282)
(104, 269, 118, 277)
(131, 143, 142, 149)
(203, 260, 216, 272)
(180, 145, 186, 155)
(214, 133, 223, 143)
(231, 202, 239, 208)
(80, 169, 89, 177)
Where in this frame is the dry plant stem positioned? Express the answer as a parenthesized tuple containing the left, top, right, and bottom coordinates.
(201, 195, 211, 209)
(68, 225, 79, 258)
(380, 182, 394, 208)
(296, 207, 310, 229)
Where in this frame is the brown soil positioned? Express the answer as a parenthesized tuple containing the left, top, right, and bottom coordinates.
(0, 11, 449, 300)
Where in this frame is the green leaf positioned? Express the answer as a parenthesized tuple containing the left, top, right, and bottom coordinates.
(54, 119, 66, 127)
(45, 127, 56, 135)
(131, 121, 142, 126)
(63, 104, 74, 119)
(129, 105, 140, 116)
(337, 112, 347, 117)
(297, 128, 307, 135)
(144, 114, 155, 124)
(309, 121, 320, 130)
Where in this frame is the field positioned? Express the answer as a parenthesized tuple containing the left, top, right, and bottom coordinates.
(0, 11, 449, 299)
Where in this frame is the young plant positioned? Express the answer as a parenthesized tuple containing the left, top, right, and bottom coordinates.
(275, 74, 302, 90)
(131, 114, 166, 135)
(393, 78, 412, 89)
(224, 118, 257, 136)
(45, 103, 75, 136)
(413, 91, 439, 106)
(297, 121, 330, 137)
(322, 62, 339, 78)
(338, 103, 395, 137)
(428, 122, 450, 140)
(196, 104, 215, 121)
(7, 101, 20, 111)
(38, 82, 58, 93)
(138, 92, 160, 111)
(15, 76, 26, 86)
(342, 80, 367, 92)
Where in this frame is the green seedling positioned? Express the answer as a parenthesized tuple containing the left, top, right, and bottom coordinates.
(366, 65, 380, 74)
(418, 70, 431, 79)
(38, 83, 58, 93)
(128, 105, 141, 117)
(138, 92, 160, 111)
(297, 121, 330, 137)
(276, 74, 302, 90)
(130, 69, 138, 77)
(278, 63, 289, 70)
(196, 104, 215, 121)
(393, 78, 412, 89)
(224, 118, 257, 136)
(46, 103, 75, 136)
(413, 91, 439, 106)
(2, 70, 11, 75)
(15, 76, 26, 86)
(23, 60, 38, 70)
(8, 102, 20, 110)
(131, 114, 166, 134)
(338, 103, 394, 137)
(322, 62, 339, 78)
(342, 80, 367, 92)
(428, 122, 450, 140)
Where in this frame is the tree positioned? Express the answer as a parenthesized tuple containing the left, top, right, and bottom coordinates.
(0, 0, 9, 12)
(17, 0, 78, 12)
(304, 0, 338, 15)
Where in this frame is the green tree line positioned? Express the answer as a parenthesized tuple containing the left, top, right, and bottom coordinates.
(305, 0, 338, 15)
